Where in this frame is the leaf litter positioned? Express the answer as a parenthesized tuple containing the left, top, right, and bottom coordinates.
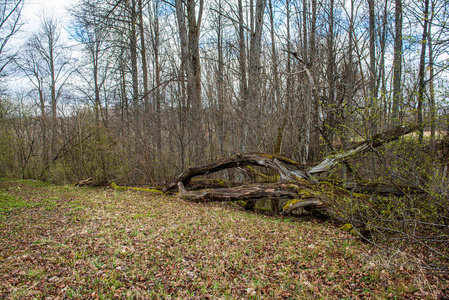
(0, 179, 447, 299)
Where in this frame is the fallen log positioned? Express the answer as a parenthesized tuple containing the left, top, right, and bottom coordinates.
(163, 123, 419, 221)
(308, 123, 418, 174)
(74, 177, 108, 187)
(164, 123, 418, 192)
(177, 182, 298, 202)
(163, 153, 314, 192)
(177, 180, 365, 221)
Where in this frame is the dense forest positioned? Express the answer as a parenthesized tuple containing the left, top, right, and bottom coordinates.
(0, 0, 447, 185)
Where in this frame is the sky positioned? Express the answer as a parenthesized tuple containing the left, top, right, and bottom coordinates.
(19, 0, 76, 43)
(7, 0, 77, 96)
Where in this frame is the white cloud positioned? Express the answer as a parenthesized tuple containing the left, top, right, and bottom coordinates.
(19, 0, 75, 42)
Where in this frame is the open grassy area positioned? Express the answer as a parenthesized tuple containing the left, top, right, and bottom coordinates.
(0, 178, 447, 299)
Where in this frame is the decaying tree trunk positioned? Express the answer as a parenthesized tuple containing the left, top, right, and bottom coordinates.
(308, 123, 418, 174)
(177, 182, 298, 202)
(165, 123, 419, 221)
(163, 152, 315, 192)
(165, 123, 418, 191)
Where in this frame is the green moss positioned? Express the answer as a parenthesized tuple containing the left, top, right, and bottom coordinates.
(298, 190, 312, 198)
(283, 199, 301, 211)
(349, 229, 359, 236)
(340, 223, 353, 232)
(110, 182, 164, 194)
(235, 201, 247, 207)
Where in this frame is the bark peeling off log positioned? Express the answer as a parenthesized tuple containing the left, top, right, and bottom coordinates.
(177, 182, 298, 203)
(164, 153, 310, 192)
(164, 124, 418, 192)
(282, 198, 327, 215)
(309, 123, 418, 175)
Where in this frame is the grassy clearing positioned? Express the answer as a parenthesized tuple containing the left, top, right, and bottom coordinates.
(0, 179, 447, 299)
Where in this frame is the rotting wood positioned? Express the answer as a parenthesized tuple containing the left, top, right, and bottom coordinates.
(308, 123, 419, 174)
(163, 124, 420, 220)
(163, 153, 313, 192)
(177, 180, 359, 221)
(177, 182, 298, 202)
(164, 123, 418, 192)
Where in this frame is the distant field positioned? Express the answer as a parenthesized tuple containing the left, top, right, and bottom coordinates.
(0, 179, 447, 299)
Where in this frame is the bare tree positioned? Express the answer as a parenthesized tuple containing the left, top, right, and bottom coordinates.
(392, 0, 402, 126)
(237, 0, 248, 152)
(247, 0, 266, 148)
(175, 0, 204, 164)
(27, 16, 71, 172)
(16, 42, 48, 167)
(0, 0, 23, 76)
(417, 0, 430, 143)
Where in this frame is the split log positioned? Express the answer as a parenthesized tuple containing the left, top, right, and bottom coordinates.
(163, 153, 314, 192)
(177, 181, 362, 221)
(177, 182, 298, 202)
(164, 123, 418, 192)
(309, 123, 418, 174)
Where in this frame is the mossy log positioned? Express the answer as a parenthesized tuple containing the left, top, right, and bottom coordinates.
(163, 153, 314, 192)
(177, 181, 366, 221)
(165, 124, 419, 220)
(177, 182, 298, 202)
(308, 123, 419, 174)
(164, 123, 418, 192)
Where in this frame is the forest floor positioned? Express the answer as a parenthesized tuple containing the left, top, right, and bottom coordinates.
(0, 178, 448, 299)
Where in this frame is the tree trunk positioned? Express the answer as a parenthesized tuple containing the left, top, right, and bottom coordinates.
(238, 0, 248, 152)
(247, 0, 266, 148)
(428, 2, 435, 152)
(150, 0, 162, 150)
(176, 0, 204, 164)
(368, 0, 377, 135)
(392, 0, 402, 126)
(130, 0, 139, 130)
(138, 0, 149, 122)
(417, 0, 429, 143)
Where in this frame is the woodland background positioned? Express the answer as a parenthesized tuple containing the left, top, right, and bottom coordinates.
(0, 0, 448, 187)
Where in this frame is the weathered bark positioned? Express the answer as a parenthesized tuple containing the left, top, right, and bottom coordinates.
(186, 179, 243, 190)
(164, 152, 313, 192)
(308, 123, 418, 174)
(392, 0, 402, 126)
(177, 182, 298, 202)
(176, 181, 354, 221)
(165, 123, 418, 192)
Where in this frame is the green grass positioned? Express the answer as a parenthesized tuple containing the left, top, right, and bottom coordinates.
(0, 179, 446, 299)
